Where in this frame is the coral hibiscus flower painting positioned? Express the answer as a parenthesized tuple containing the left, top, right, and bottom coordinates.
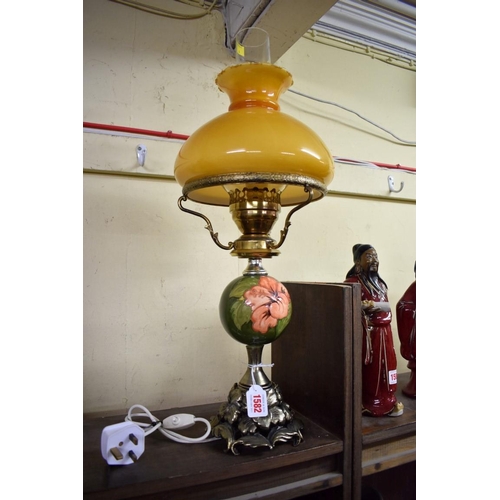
(220, 274, 292, 345)
(244, 277, 291, 334)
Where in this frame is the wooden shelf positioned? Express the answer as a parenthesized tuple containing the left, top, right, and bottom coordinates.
(353, 371, 416, 500)
(355, 373, 417, 500)
(83, 282, 415, 499)
(360, 372, 416, 475)
(83, 403, 344, 500)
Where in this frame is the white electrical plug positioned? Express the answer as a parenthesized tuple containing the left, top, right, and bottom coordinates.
(101, 422, 145, 465)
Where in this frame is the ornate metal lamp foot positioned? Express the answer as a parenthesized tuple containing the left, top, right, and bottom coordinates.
(210, 346, 304, 455)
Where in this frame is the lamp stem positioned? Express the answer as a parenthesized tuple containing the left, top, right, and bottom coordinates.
(238, 345, 273, 390)
(243, 258, 267, 276)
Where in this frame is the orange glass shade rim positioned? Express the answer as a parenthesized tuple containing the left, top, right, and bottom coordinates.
(174, 63, 334, 207)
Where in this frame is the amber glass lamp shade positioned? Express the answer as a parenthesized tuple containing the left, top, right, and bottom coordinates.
(174, 63, 334, 207)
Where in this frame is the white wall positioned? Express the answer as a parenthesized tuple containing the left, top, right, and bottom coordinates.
(83, 0, 416, 414)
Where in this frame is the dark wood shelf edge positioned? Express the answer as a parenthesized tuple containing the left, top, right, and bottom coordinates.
(84, 403, 345, 499)
(222, 472, 343, 500)
(362, 449, 416, 477)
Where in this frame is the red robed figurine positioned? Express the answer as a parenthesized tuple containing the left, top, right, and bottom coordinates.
(396, 265, 416, 398)
(345, 244, 404, 417)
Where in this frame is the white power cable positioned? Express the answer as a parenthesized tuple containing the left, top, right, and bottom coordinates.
(288, 88, 416, 146)
(125, 404, 219, 444)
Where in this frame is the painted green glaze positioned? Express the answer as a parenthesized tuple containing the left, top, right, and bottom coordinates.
(219, 275, 292, 345)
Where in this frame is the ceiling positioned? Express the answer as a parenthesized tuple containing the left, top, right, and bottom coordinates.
(221, 0, 416, 63)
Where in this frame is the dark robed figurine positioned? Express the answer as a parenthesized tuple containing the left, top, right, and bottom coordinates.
(345, 244, 403, 417)
(396, 265, 416, 398)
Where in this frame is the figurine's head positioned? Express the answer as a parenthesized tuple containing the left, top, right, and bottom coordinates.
(349, 244, 378, 275)
(353, 243, 373, 261)
(356, 246, 379, 275)
(346, 244, 386, 291)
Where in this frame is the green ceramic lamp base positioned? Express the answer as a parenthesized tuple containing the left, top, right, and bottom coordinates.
(211, 259, 303, 454)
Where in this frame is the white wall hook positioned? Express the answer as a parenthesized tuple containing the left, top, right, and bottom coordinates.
(388, 175, 404, 193)
(136, 144, 147, 167)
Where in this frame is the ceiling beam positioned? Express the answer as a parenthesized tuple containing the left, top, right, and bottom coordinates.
(223, 0, 340, 63)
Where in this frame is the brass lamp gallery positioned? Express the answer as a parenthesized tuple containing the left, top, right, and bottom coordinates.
(174, 28, 334, 454)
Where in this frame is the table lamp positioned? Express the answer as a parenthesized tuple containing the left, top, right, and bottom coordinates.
(174, 28, 334, 454)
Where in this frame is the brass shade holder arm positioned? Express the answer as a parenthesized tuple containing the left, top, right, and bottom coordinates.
(269, 186, 314, 250)
(178, 195, 235, 251)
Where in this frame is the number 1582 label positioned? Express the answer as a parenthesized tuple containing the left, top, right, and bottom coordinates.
(246, 385, 268, 417)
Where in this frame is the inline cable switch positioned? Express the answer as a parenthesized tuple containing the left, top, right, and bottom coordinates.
(101, 422, 145, 465)
(163, 413, 196, 430)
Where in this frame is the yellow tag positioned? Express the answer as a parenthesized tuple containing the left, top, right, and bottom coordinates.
(236, 42, 245, 57)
